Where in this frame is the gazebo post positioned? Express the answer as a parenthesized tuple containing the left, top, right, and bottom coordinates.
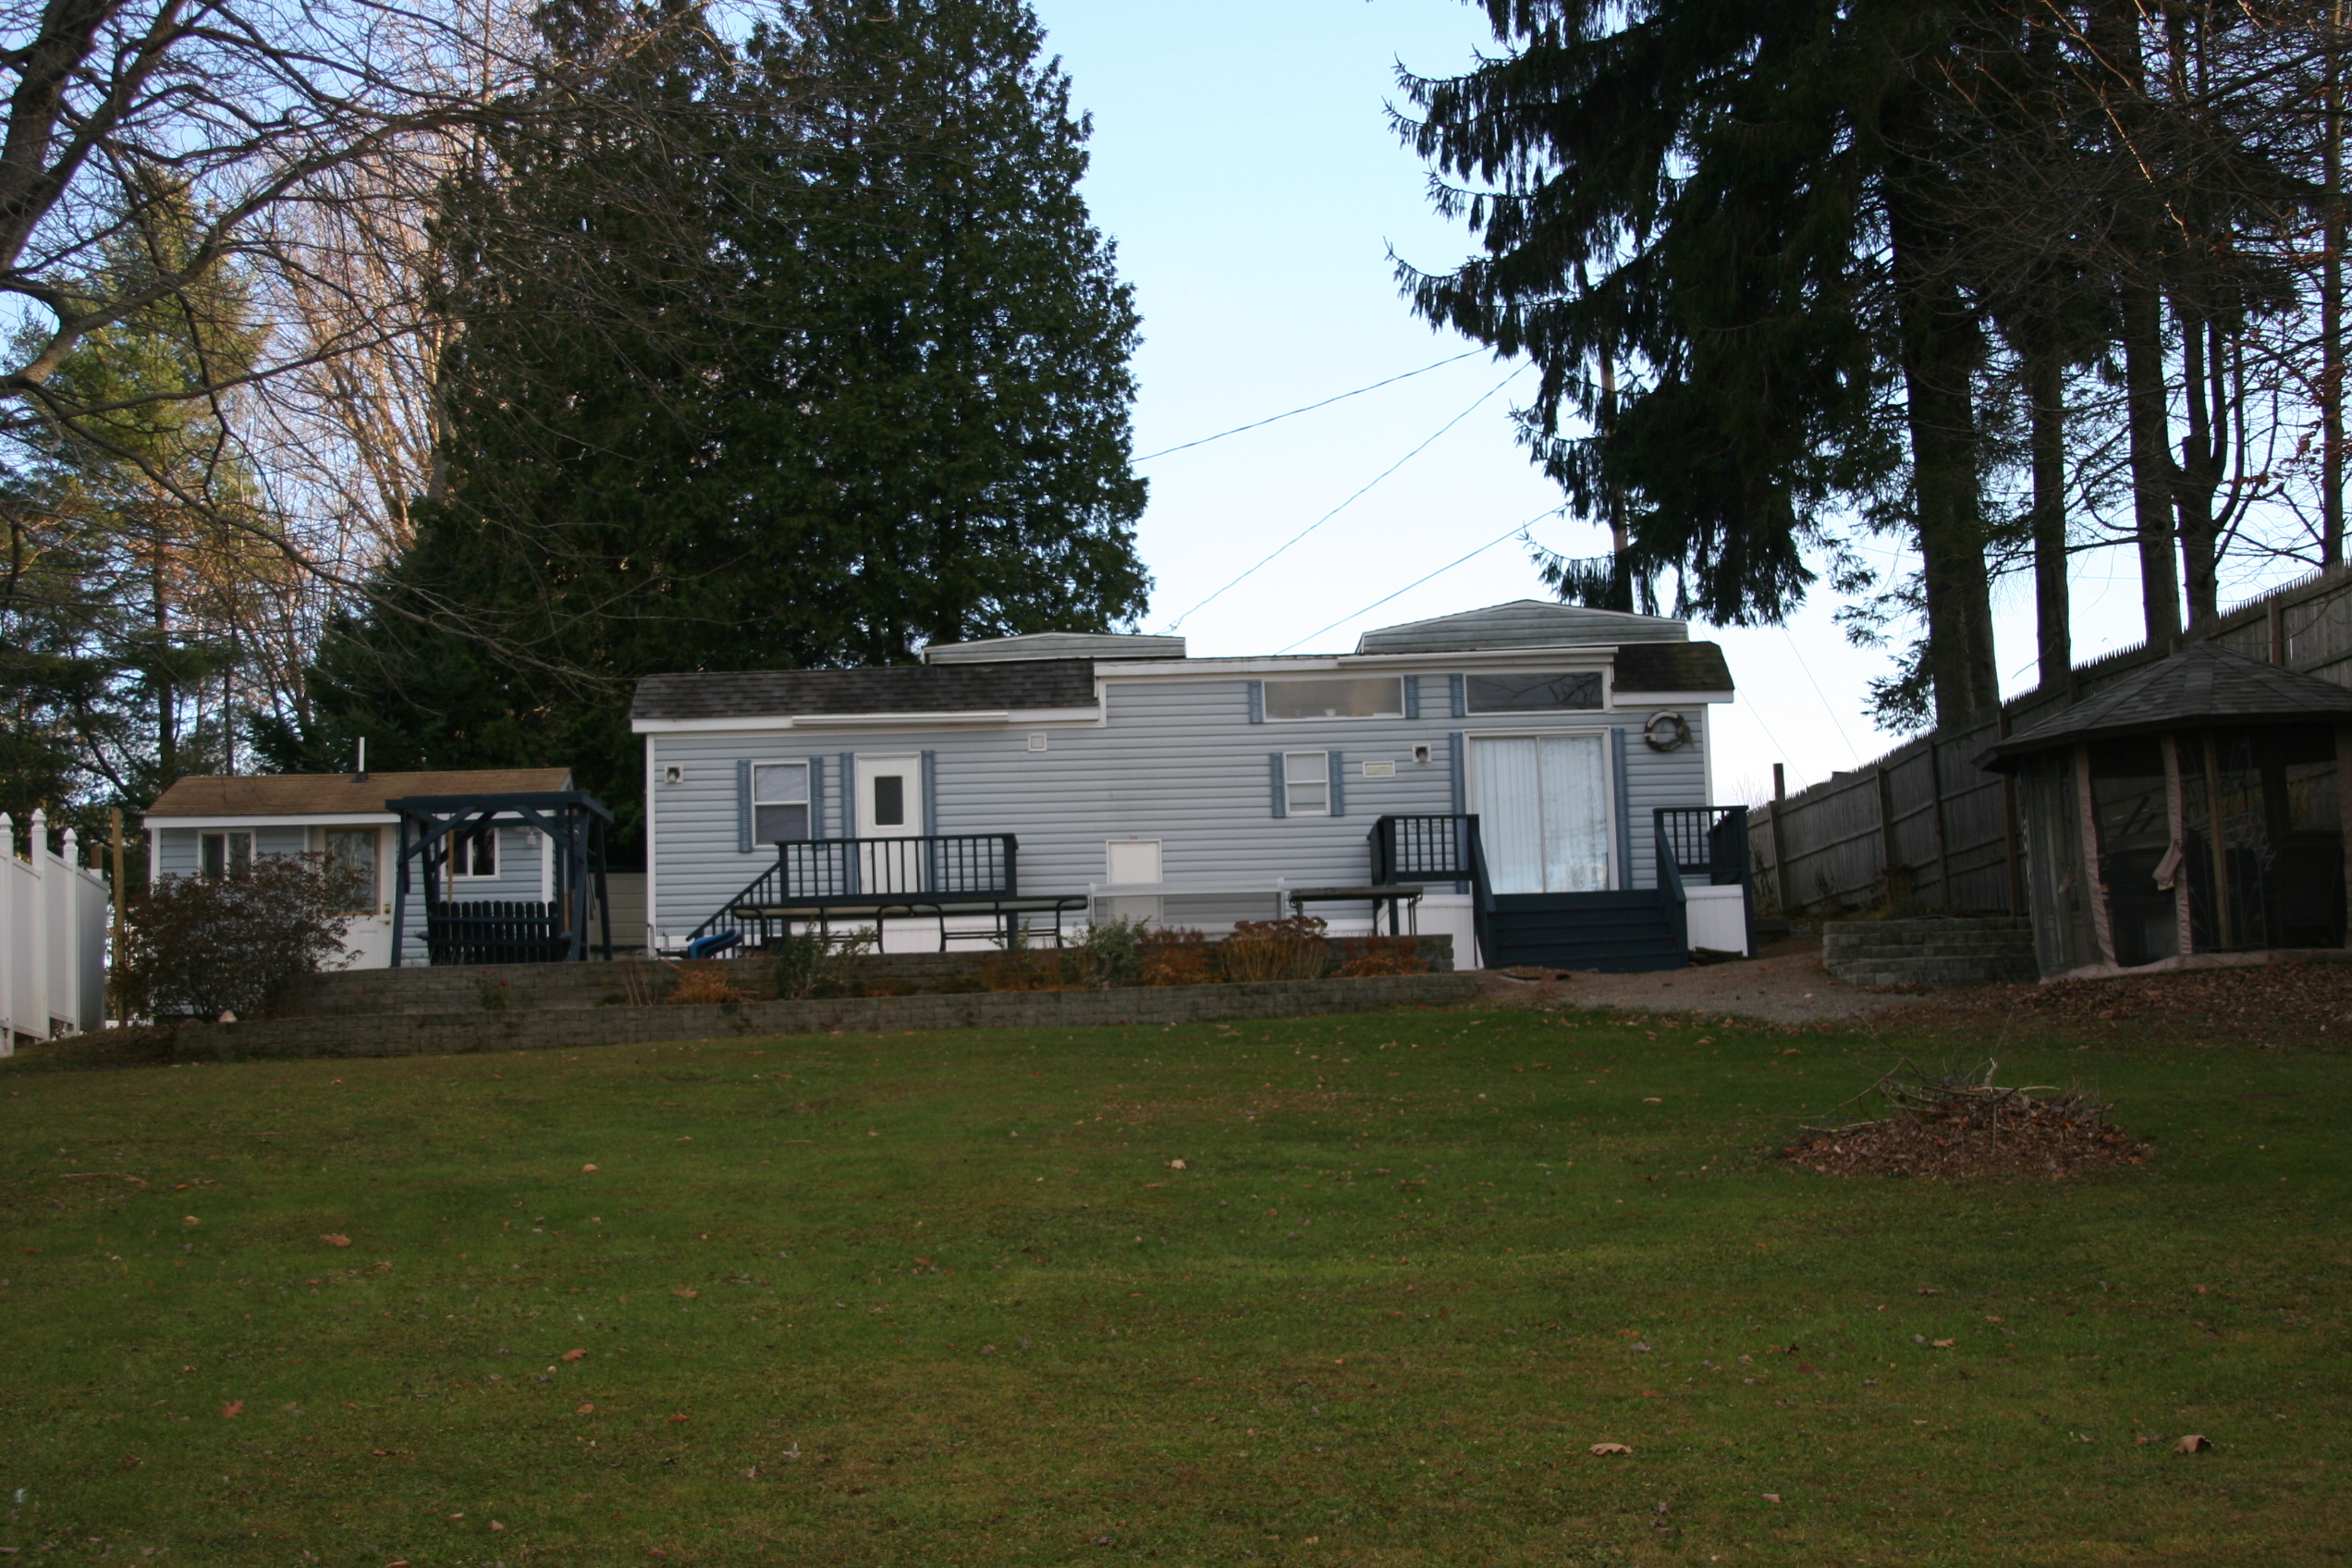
(2338, 726, 2352, 951)
(2074, 744, 2117, 967)
(2162, 736, 2194, 955)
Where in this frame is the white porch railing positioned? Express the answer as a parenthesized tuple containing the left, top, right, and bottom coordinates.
(1, 811, 111, 1052)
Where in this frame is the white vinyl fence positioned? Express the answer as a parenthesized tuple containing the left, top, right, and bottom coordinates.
(2, 811, 111, 1052)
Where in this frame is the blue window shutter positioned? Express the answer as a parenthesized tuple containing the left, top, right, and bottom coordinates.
(736, 759, 753, 852)
(1268, 752, 1287, 818)
(1403, 676, 1420, 720)
(1329, 751, 1345, 817)
(839, 751, 856, 836)
(921, 750, 937, 834)
(809, 755, 827, 838)
(1449, 673, 1466, 718)
(1247, 680, 1264, 724)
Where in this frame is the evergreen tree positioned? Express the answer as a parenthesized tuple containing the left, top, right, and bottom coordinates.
(284, 0, 1147, 844)
(1397, 1, 2003, 724)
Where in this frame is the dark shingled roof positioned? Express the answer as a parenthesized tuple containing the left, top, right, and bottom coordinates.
(1979, 642, 2352, 771)
(1612, 642, 1733, 694)
(633, 659, 1100, 722)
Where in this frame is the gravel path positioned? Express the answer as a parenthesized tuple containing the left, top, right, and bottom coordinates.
(1478, 948, 1937, 1027)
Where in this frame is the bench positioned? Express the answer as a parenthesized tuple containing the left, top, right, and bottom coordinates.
(1285, 884, 1427, 937)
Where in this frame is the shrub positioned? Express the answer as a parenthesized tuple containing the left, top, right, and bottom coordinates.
(1220, 915, 1329, 982)
(121, 853, 366, 1021)
(1335, 936, 1427, 977)
(772, 925, 873, 1000)
(668, 961, 753, 1005)
(1140, 927, 1214, 986)
(1068, 915, 1149, 987)
(975, 946, 1064, 991)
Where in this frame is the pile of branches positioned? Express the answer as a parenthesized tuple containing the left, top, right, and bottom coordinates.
(1783, 1061, 2150, 1181)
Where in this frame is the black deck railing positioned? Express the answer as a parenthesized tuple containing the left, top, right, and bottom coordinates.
(1655, 806, 1750, 887)
(424, 900, 570, 965)
(1369, 814, 1495, 957)
(689, 834, 1020, 946)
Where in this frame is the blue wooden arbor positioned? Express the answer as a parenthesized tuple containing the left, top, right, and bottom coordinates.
(387, 790, 614, 966)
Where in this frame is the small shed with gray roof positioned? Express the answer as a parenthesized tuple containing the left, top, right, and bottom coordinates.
(1978, 641, 2352, 977)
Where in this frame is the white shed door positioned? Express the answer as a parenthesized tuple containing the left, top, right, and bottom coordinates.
(1472, 735, 1611, 894)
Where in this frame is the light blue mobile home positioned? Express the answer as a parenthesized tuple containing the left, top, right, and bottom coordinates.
(634, 601, 1746, 970)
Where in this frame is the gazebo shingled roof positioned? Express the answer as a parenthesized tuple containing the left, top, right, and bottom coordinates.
(1978, 642, 2352, 771)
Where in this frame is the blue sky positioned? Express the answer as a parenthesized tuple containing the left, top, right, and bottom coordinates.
(1027, 0, 2262, 803)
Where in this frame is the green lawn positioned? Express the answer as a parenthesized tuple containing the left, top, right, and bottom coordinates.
(1, 1005, 2346, 1566)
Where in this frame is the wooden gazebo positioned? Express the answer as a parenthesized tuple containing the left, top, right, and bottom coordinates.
(1978, 643, 2352, 979)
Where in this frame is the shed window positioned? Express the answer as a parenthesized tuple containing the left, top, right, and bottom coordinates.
(753, 762, 811, 843)
(451, 825, 497, 878)
(199, 830, 252, 882)
(1263, 676, 1404, 721)
(1283, 751, 1330, 815)
(1466, 671, 1603, 713)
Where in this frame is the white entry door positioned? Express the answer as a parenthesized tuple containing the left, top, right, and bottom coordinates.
(1471, 735, 1612, 894)
(853, 754, 923, 893)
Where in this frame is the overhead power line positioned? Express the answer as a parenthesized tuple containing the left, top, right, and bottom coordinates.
(1161, 363, 1527, 632)
(1130, 349, 1488, 463)
(1274, 508, 1565, 655)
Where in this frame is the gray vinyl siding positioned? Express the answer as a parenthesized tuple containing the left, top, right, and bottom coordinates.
(646, 675, 1718, 940)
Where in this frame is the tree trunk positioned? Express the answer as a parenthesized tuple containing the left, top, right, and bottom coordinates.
(1888, 186, 1999, 727)
(2027, 347, 2071, 688)
(2174, 305, 2228, 629)
(2326, 1, 2346, 569)
(2120, 277, 2183, 647)
(1599, 350, 1635, 614)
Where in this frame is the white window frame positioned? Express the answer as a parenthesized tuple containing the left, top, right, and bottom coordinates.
(199, 829, 253, 882)
(1262, 675, 1405, 723)
(753, 761, 813, 844)
(1283, 751, 1330, 816)
(1464, 669, 1606, 715)
(449, 823, 498, 880)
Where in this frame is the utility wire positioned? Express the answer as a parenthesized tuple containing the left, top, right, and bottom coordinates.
(1275, 508, 1564, 654)
(1162, 363, 1528, 631)
(1781, 623, 1863, 765)
(1131, 349, 1488, 464)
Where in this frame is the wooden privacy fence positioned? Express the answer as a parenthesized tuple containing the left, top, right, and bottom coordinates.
(1748, 562, 2352, 918)
(1, 811, 111, 1049)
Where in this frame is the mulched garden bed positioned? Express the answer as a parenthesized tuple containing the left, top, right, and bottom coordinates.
(1782, 1062, 2152, 1180)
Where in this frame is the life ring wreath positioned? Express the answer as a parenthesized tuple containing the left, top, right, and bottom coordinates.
(1642, 710, 1692, 752)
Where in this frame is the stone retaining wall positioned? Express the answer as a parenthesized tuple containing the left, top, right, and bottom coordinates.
(178, 972, 1482, 1061)
(275, 936, 1453, 1018)
(1821, 917, 2039, 988)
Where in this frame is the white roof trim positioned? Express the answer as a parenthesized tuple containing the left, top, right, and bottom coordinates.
(146, 813, 398, 830)
(633, 704, 1105, 735)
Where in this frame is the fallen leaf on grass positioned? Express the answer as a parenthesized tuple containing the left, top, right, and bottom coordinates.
(220, 1402, 243, 1418)
(1167, 1158, 1188, 1170)
(582, 1164, 598, 1173)
(322, 1234, 351, 1247)
(1932, 1339, 1956, 1349)
(561, 1348, 588, 1362)
(2176, 1434, 2211, 1453)
(577, 1403, 596, 1415)
(1762, 1493, 1783, 1504)
(1588, 1442, 1632, 1456)
(180, 1216, 200, 1227)
(671, 1289, 699, 1300)
(668, 1414, 692, 1424)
